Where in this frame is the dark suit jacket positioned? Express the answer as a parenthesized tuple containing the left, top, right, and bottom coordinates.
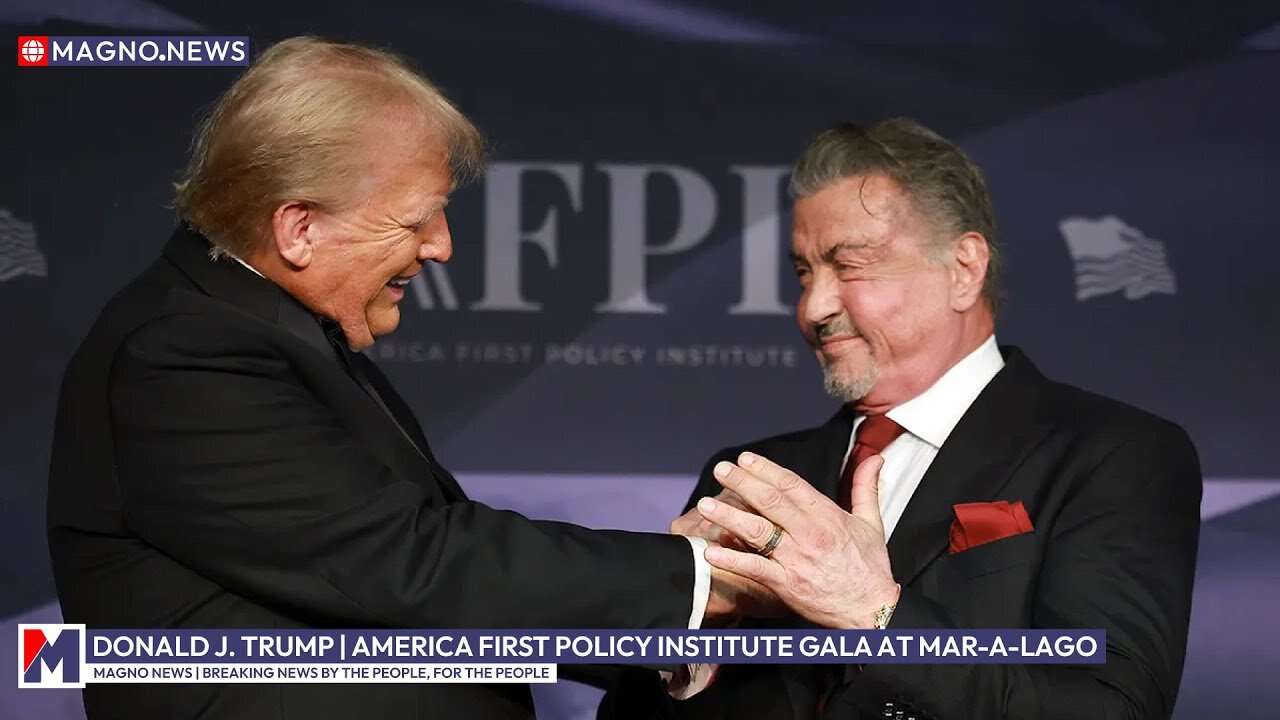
(600, 347, 1201, 720)
(47, 226, 697, 720)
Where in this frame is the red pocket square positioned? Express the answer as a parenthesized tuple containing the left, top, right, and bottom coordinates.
(948, 500, 1034, 554)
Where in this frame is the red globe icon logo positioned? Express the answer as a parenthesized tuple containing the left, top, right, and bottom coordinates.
(18, 36, 49, 66)
(21, 38, 45, 62)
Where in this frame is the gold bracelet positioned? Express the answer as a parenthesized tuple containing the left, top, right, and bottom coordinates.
(872, 584, 900, 630)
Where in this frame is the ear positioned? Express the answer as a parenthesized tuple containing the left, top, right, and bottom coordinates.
(269, 201, 317, 269)
(949, 231, 990, 312)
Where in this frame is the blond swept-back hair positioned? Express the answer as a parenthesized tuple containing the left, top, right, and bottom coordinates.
(789, 119, 1001, 313)
(174, 36, 485, 257)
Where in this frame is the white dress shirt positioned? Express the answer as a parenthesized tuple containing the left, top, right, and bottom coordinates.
(227, 253, 713, 627)
(847, 334, 1005, 539)
(670, 335, 1005, 697)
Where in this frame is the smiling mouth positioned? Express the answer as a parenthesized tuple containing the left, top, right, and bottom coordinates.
(386, 278, 411, 289)
(817, 335, 860, 352)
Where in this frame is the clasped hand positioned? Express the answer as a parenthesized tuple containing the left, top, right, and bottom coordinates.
(678, 452, 899, 629)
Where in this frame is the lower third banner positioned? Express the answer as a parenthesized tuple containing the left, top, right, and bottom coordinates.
(18, 625, 1105, 688)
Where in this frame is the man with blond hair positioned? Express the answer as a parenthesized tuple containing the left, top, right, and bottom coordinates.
(48, 37, 758, 720)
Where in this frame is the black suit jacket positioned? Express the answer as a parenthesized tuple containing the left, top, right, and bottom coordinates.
(47, 226, 697, 720)
(600, 347, 1201, 720)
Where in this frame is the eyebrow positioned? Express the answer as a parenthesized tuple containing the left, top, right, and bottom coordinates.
(408, 197, 449, 227)
(820, 241, 872, 263)
(791, 240, 877, 266)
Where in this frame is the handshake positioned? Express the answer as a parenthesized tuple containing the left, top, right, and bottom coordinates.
(672, 452, 901, 631)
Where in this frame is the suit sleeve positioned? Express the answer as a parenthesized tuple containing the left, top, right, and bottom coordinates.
(598, 445, 751, 720)
(108, 312, 696, 630)
(840, 426, 1202, 720)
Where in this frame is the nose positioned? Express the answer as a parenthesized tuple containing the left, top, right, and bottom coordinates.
(419, 212, 453, 263)
(800, 269, 843, 328)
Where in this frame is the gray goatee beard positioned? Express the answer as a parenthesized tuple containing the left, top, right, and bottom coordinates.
(821, 357, 880, 403)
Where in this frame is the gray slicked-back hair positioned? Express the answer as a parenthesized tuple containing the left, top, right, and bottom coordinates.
(789, 119, 1002, 312)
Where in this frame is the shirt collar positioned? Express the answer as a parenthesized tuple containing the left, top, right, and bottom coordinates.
(225, 248, 339, 358)
(883, 334, 1004, 448)
(229, 254, 265, 278)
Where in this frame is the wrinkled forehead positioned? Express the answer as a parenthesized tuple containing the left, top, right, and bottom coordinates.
(790, 173, 913, 258)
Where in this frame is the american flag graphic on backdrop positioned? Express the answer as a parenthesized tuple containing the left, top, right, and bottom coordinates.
(1058, 216, 1176, 301)
(0, 209, 47, 282)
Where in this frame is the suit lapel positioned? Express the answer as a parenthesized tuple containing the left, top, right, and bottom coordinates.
(770, 408, 854, 719)
(795, 407, 856, 503)
(358, 354, 468, 501)
(887, 348, 1055, 586)
(161, 225, 467, 503)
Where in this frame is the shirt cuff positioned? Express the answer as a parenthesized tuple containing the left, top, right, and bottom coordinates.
(686, 536, 711, 629)
(662, 662, 721, 700)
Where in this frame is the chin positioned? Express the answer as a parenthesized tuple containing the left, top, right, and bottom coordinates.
(367, 308, 402, 339)
(821, 355, 880, 403)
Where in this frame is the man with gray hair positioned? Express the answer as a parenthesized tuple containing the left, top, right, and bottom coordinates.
(47, 36, 763, 720)
(602, 120, 1201, 719)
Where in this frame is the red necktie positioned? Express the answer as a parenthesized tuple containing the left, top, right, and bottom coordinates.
(837, 414, 905, 512)
(816, 416, 906, 717)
